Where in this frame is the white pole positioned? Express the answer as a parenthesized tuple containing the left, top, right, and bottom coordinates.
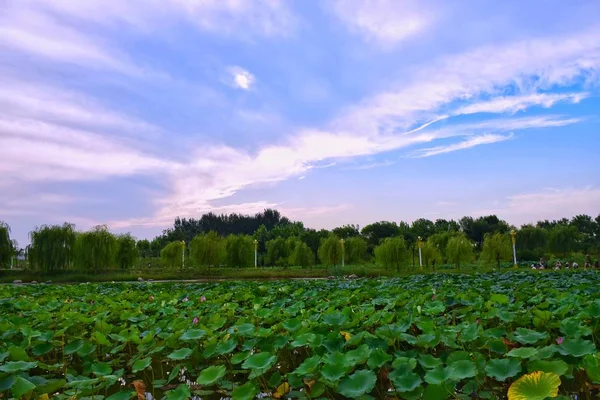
(418, 247, 423, 267)
(181, 241, 185, 269)
(512, 242, 517, 266)
(254, 248, 257, 268)
(341, 239, 345, 267)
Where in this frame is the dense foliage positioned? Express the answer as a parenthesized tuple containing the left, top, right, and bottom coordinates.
(2, 271, 600, 399)
(2, 210, 599, 273)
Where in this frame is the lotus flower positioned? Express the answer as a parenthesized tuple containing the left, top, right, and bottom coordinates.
(192, 317, 199, 324)
(556, 337, 564, 345)
(200, 296, 206, 302)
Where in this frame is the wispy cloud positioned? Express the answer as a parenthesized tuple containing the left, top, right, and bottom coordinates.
(454, 93, 588, 116)
(227, 66, 255, 91)
(327, 0, 437, 47)
(407, 133, 514, 158)
(473, 186, 600, 226)
(344, 160, 396, 170)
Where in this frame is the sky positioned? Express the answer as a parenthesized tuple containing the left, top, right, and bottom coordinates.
(1, 0, 599, 246)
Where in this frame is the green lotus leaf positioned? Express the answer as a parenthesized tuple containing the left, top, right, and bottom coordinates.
(531, 345, 557, 360)
(513, 328, 549, 345)
(132, 357, 152, 372)
(0, 361, 37, 373)
(0, 376, 14, 392)
(322, 312, 348, 326)
(290, 333, 316, 348)
(582, 354, 600, 383)
(507, 347, 538, 359)
(560, 318, 591, 337)
(232, 382, 259, 400)
(368, 348, 393, 369)
(35, 378, 66, 394)
(507, 371, 561, 400)
(346, 344, 372, 365)
(165, 384, 191, 400)
(92, 331, 111, 346)
(447, 360, 478, 380)
(64, 339, 84, 355)
(321, 362, 351, 382)
(179, 329, 206, 341)
(293, 355, 321, 375)
(526, 360, 569, 376)
(418, 354, 443, 369)
(459, 323, 479, 342)
(32, 342, 54, 356)
(282, 318, 303, 332)
(424, 366, 452, 385)
(337, 370, 377, 398)
(557, 338, 596, 357)
(12, 377, 36, 399)
(77, 342, 96, 357)
(214, 339, 237, 356)
(168, 348, 193, 360)
(196, 365, 227, 385)
(389, 369, 422, 393)
(231, 351, 251, 364)
(485, 358, 522, 381)
(422, 383, 453, 400)
(106, 391, 135, 400)
(490, 293, 510, 305)
(91, 362, 112, 376)
(242, 352, 276, 371)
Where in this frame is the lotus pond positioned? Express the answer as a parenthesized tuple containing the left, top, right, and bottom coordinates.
(2, 270, 600, 400)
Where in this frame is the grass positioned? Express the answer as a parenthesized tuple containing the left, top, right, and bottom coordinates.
(0, 262, 505, 283)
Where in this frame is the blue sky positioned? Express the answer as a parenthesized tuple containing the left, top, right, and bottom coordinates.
(1, 0, 599, 245)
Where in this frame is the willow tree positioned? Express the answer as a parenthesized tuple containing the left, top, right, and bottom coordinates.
(74, 225, 117, 273)
(161, 241, 185, 269)
(289, 241, 315, 268)
(422, 240, 443, 269)
(0, 222, 13, 268)
(480, 232, 512, 268)
(224, 235, 254, 268)
(116, 234, 139, 270)
(265, 237, 290, 266)
(29, 223, 76, 273)
(374, 237, 408, 272)
(344, 237, 368, 264)
(318, 235, 343, 266)
(446, 233, 474, 269)
(190, 231, 224, 269)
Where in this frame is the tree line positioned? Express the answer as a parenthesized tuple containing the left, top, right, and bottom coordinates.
(0, 210, 598, 273)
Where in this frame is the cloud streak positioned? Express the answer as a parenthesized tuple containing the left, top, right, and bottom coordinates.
(407, 133, 514, 158)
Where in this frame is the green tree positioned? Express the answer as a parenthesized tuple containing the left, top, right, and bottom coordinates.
(29, 223, 76, 273)
(74, 225, 118, 273)
(150, 238, 163, 257)
(548, 225, 579, 257)
(161, 241, 185, 269)
(289, 241, 315, 268)
(344, 236, 368, 264)
(115, 234, 139, 270)
(190, 231, 224, 268)
(516, 225, 547, 261)
(265, 237, 290, 266)
(480, 232, 512, 268)
(224, 234, 254, 268)
(374, 237, 408, 272)
(421, 240, 442, 268)
(361, 221, 400, 250)
(253, 224, 269, 265)
(318, 235, 343, 266)
(446, 234, 474, 269)
(0, 222, 13, 269)
(411, 218, 436, 239)
(332, 224, 360, 239)
(136, 239, 151, 258)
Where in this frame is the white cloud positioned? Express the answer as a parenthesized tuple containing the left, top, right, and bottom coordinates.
(407, 133, 514, 158)
(454, 93, 588, 116)
(227, 66, 255, 90)
(328, 0, 436, 47)
(474, 187, 600, 226)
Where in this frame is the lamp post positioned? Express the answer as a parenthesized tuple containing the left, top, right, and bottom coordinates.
(417, 236, 423, 268)
(254, 239, 258, 268)
(181, 240, 185, 269)
(340, 238, 345, 267)
(510, 230, 517, 268)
